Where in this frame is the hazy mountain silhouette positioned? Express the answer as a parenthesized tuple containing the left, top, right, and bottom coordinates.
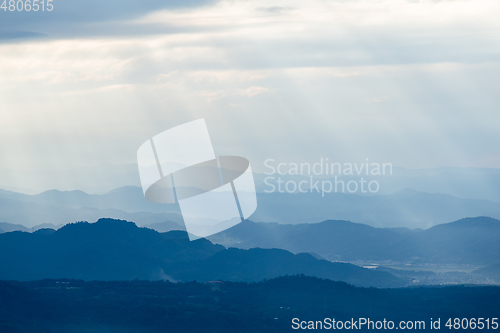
(2, 185, 500, 229)
(252, 190, 500, 228)
(0, 222, 30, 233)
(3, 163, 500, 201)
(168, 247, 404, 287)
(0, 222, 64, 233)
(0, 188, 184, 227)
(0, 218, 405, 287)
(210, 216, 500, 265)
(144, 220, 186, 232)
(254, 166, 500, 202)
(0, 187, 183, 228)
(0, 186, 175, 213)
(31, 223, 61, 231)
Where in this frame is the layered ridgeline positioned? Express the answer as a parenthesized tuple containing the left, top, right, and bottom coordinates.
(0, 187, 184, 229)
(2, 186, 500, 229)
(0, 222, 30, 233)
(209, 216, 500, 265)
(0, 219, 404, 288)
(251, 190, 500, 228)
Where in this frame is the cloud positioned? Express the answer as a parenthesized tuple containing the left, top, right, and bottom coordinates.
(0, 0, 216, 41)
(255, 6, 295, 14)
(199, 90, 227, 101)
(0, 30, 47, 40)
(0, 0, 500, 191)
(242, 86, 270, 97)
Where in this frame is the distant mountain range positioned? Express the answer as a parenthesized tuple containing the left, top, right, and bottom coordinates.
(3, 164, 500, 202)
(0, 220, 184, 234)
(254, 166, 500, 201)
(167, 247, 404, 287)
(2, 185, 500, 229)
(0, 222, 30, 233)
(252, 190, 500, 228)
(209, 216, 500, 265)
(0, 222, 64, 233)
(0, 163, 141, 194)
(0, 187, 183, 227)
(0, 218, 405, 288)
(143, 221, 186, 232)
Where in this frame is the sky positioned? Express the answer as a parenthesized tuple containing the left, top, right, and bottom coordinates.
(1, 0, 500, 193)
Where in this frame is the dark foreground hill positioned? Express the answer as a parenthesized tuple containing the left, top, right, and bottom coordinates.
(1, 276, 500, 333)
(168, 247, 403, 287)
(0, 219, 223, 281)
(210, 216, 500, 264)
(0, 219, 404, 287)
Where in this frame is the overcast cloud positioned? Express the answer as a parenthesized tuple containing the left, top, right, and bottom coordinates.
(0, 0, 500, 192)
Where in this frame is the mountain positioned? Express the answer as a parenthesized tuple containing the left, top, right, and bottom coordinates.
(144, 220, 185, 232)
(3, 184, 500, 229)
(31, 186, 173, 213)
(0, 186, 175, 214)
(207, 165, 500, 205)
(0, 218, 405, 288)
(0, 187, 184, 227)
(209, 216, 500, 265)
(31, 223, 61, 231)
(252, 190, 500, 228)
(0, 219, 223, 281)
(414, 217, 500, 264)
(255, 166, 500, 202)
(378, 168, 500, 202)
(0, 163, 141, 195)
(0, 222, 64, 233)
(3, 163, 500, 201)
(0, 222, 30, 233)
(168, 247, 403, 287)
(0, 186, 185, 228)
